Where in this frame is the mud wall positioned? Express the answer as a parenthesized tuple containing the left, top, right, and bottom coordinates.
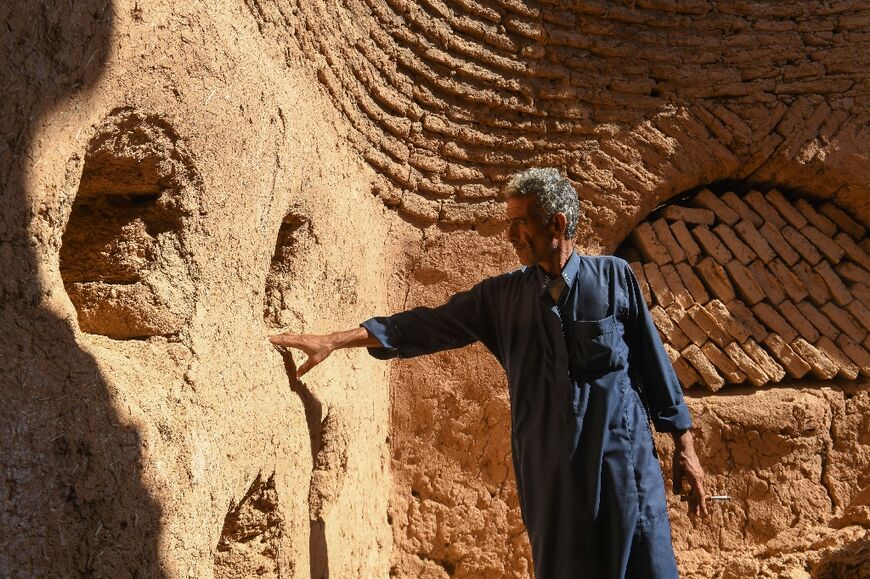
(3, 1, 870, 578)
(2, 1, 395, 577)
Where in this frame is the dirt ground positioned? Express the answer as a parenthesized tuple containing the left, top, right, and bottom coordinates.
(2, 1, 868, 577)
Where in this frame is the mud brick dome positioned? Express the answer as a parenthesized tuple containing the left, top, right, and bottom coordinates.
(3, 0, 870, 577)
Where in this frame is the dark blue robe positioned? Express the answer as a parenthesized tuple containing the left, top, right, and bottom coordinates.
(363, 252, 690, 578)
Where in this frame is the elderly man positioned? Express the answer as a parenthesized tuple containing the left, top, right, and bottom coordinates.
(270, 168, 706, 578)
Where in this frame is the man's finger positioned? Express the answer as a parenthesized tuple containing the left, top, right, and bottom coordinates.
(696, 480, 708, 516)
(296, 356, 316, 378)
(270, 333, 303, 347)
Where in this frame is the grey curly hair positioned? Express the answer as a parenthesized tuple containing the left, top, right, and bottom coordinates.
(504, 168, 579, 239)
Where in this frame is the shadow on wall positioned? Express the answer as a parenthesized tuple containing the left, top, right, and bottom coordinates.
(0, 1, 164, 576)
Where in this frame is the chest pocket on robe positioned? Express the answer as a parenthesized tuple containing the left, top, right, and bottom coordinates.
(572, 315, 628, 373)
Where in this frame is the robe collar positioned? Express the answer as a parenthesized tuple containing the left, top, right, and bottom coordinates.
(534, 249, 580, 297)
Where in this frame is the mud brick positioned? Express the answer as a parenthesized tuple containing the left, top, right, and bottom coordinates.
(728, 299, 768, 342)
(696, 257, 736, 303)
(643, 262, 674, 308)
(820, 303, 865, 339)
(664, 343, 700, 388)
(865, 334, 870, 354)
(661, 264, 694, 309)
(722, 191, 763, 227)
(714, 223, 756, 265)
(767, 259, 808, 303)
(667, 304, 707, 348)
(795, 199, 837, 237)
(748, 260, 786, 305)
(734, 220, 776, 263)
(815, 337, 859, 380)
(652, 219, 687, 264)
(835, 334, 870, 377)
(661, 205, 715, 226)
(853, 284, 870, 305)
(725, 342, 769, 387)
(819, 202, 866, 240)
(701, 342, 745, 384)
(796, 301, 839, 341)
(676, 262, 709, 304)
(650, 305, 690, 350)
(681, 344, 725, 392)
(760, 222, 800, 265)
(726, 260, 766, 305)
(766, 189, 807, 229)
(782, 225, 822, 265)
(746, 190, 787, 229)
(836, 262, 870, 286)
(706, 299, 751, 342)
(815, 260, 852, 306)
(763, 334, 811, 379)
(689, 304, 730, 348)
(777, 300, 819, 343)
(742, 337, 786, 382)
(692, 189, 739, 225)
(846, 299, 870, 333)
(834, 233, 870, 271)
(662, 342, 680, 363)
(752, 302, 799, 343)
(793, 261, 831, 306)
(790, 338, 838, 380)
(629, 262, 652, 306)
(632, 222, 672, 266)
(669, 220, 702, 265)
(801, 225, 844, 264)
(693, 225, 734, 264)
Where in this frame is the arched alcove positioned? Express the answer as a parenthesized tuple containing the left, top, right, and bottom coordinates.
(263, 208, 311, 329)
(616, 184, 870, 392)
(60, 108, 202, 339)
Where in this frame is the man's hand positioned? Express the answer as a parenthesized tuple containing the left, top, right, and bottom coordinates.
(269, 327, 381, 378)
(269, 333, 336, 378)
(672, 429, 708, 516)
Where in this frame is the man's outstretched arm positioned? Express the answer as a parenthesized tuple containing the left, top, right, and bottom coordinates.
(269, 327, 380, 378)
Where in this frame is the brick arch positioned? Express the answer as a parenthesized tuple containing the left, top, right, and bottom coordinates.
(616, 183, 870, 392)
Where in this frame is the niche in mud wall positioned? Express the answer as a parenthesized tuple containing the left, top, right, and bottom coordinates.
(214, 472, 288, 578)
(616, 184, 870, 392)
(264, 207, 312, 328)
(60, 108, 202, 339)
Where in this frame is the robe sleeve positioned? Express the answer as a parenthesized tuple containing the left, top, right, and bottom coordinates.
(361, 278, 496, 360)
(622, 261, 692, 433)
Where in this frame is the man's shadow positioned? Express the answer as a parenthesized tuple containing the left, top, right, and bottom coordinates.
(1, 1, 164, 576)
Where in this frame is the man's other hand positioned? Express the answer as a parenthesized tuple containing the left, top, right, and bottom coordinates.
(672, 429, 708, 517)
(269, 333, 335, 378)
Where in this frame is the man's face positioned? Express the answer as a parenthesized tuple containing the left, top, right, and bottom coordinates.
(506, 195, 557, 266)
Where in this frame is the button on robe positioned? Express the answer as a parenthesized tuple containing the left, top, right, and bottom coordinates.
(363, 253, 690, 579)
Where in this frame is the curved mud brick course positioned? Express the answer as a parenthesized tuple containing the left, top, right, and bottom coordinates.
(245, 0, 870, 236)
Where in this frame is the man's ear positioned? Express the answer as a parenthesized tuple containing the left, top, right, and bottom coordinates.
(550, 212, 568, 239)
